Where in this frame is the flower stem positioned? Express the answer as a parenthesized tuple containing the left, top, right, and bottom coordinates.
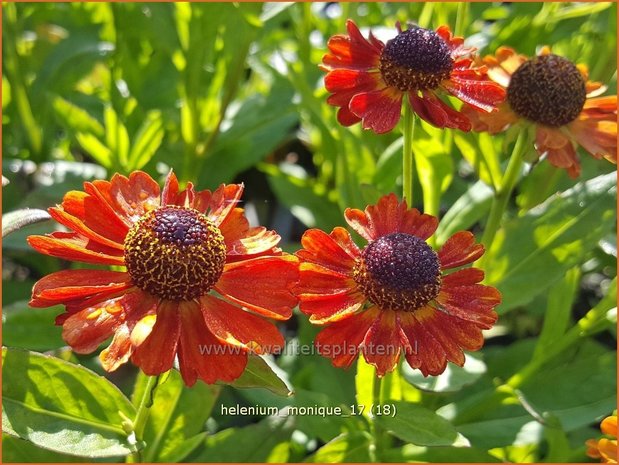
(128, 375, 159, 463)
(479, 130, 528, 253)
(402, 103, 417, 205)
(369, 373, 384, 462)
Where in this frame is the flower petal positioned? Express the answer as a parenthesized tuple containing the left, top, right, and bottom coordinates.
(442, 267, 485, 287)
(344, 193, 438, 241)
(61, 189, 129, 243)
(62, 295, 138, 354)
(215, 255, 298, 320)
(299, 288, 365, 324)
(30, 269, 132, 307)
(399, 310, 448, 376)
(314, 307, 379, 369)
(206, 184, 244, 225)
(99, 292, 158, 372)
(362, 309, 406, 376)
(48, 207, 124, 251)
(220, 208, 281, 258)
(28, 232, 125, 265)
(442, 74, 506, 112)
(436, 283, 500, 329)
(438, 231, 484, 269)
(322, 19, 382, 71)
(101, 171, 160, 223)
(131, 300, 181, 376)
(461, 102, 518, 134)
(201, 294, 284, 354)
(571, 117, 617, 165)
(177, 304, 248, 386)
(409, 91, 471, 131)
(296, 227, 358, 274)
(349, 87, 403, 134)
(161, 170, 180, 206)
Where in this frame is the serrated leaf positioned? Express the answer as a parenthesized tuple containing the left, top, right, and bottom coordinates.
(2, 348, 135, 458)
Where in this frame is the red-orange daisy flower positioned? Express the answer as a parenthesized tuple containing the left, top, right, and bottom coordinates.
(321, 20, 506, 134)
(28, 171, 298, 386)
(587, 415, 618, 463)
(462, 46, 617, 178)
(294, 194, 500, 376)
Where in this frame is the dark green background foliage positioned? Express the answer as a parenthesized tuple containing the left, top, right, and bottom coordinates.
(2, 2, 616, 463)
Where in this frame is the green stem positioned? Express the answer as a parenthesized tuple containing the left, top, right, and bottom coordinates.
(127, 375, 159, 463)
(369, 374, 384, 462)
(479, 130, 528, 252)
(402, 103, 416, 205)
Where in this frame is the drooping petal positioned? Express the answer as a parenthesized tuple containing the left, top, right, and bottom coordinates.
(131, 300, 181, 376)
(349, 87, 403, 134)
(442, 74, 506, 112)
(438, 231, 484, 270)
(99, 292, 158, 372)
(215, 255, 298, 320)
(30, 269, 132, 308)
(200, 294, 284, 354)
(314, 307, 379, 369)
(570, 117, 617, 165)
(460, 102, 519, 134)
(27, 232, 125, 266)
(177, 304, 248, 386)
(362, 309, 407, 376)
(296, 227, 358, 274)
(399, 309, 448, 376)
(62, 293, 144, 354)
(344, 193, 438, 241)
(337, 106, 362, 126)
(409, 91, 471, 131)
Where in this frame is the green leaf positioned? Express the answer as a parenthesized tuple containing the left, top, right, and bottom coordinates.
(52, 96, 104, 138)
(127, 110, 165, 171)
(2, 435, 84, 463)
(382, 443, 502, 463)
(132, 370, 220, 463)
(484, 173, 617, 312)
(104, 105, 130, 168)
(402, 354, 486, 393)
(2, 302, 65, 351)
(224, 355, 292, 397)
(453, 132, 501, 190)
(375, 401, 458, 446)
(2, 348, 135, 458)
(190, 416, 293, 462)
(75, 133, 113, 168)
(307, 431, 372, 463)
(2, 209, 51, 238)
(435, 181, 493, 246)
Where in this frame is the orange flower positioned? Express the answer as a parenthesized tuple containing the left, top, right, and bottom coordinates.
(321, 20, 506, 134)
(462, 47, 617, 177)
(587, 415, 618, 463)
(294, 194, 500, 376)
(28, 171, 298, 386)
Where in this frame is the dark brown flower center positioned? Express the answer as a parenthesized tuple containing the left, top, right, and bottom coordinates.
(353, 233, 441, 311)
(379, 27, 453, 92)
(124, 206, 226, 301)
(507, 54, 586, 127)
